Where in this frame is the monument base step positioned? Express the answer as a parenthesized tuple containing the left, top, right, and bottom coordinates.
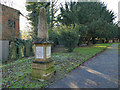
(32, 61, 54, 70)
(31, 70, 55, 81)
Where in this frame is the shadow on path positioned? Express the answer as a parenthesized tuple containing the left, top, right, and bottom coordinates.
(47, 44, 119, 88)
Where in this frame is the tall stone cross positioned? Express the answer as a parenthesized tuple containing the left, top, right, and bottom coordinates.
(38, 7, 48, 40)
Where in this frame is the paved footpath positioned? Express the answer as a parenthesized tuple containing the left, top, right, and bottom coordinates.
(47, 44, 119, 88)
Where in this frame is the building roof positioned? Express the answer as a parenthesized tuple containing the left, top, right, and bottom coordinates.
(1, 4, 20, 12)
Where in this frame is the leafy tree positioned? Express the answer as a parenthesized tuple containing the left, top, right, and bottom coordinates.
(118, 27, 120, 40)
(48, 28, 59, 46)
(26, 1, 58, 41)
(26, 2, 50, 41)
(49, 0, 59, 29)
(75, 24, 88, 45)
(58, 25, 79, 52)
(107, 24, 118, 40)
(58, 2, 116, 45)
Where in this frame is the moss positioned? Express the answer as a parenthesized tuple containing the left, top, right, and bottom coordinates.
(2, 43, 111, 88)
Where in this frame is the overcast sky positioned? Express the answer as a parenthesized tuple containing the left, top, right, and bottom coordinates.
(0, 0, 119, 30)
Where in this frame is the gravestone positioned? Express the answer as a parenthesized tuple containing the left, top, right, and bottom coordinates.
(9, 42, 17, 60)
(19, 44, 24, 58)
(25, 41, 31, 57)
(31, 8, 55, 81)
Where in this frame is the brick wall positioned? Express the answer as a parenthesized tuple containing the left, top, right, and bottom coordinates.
(0, 4, 2, 40)
(1, 4, 20, 40)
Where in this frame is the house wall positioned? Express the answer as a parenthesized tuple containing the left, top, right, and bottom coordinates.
(1, 4, 20, 40)
(0, 4, 2, 40)
(0, 4, 2, 64)
(0, 4, 20, 62)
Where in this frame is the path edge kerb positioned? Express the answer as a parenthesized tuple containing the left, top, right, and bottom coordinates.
(45, 44, 112, 88)
(86, 44, 112, 62)
(68, 44, 112, 72)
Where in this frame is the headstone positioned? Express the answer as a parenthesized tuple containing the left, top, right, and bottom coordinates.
(9, 42, 16, 60)
(19, 44, 24, 58)
(25, 41, 31, 57)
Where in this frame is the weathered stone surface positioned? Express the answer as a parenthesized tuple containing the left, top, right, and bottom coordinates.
(31, 71, 55, 81)
(10, 42, 17, 60)
(31, 66, 55, 80)
(38, 8, 48, 40)
(42, 71, 55, 80)
(19, 44, 24, 58)
(34, 44, 52, 61)
(25, 42, 31, 57)
(32, 61, 54, 70)
(31, 8, 55, 81)
(32, 66, 54, 75)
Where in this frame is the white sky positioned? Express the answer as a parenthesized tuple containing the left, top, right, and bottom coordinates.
(0, 0, 119, 30)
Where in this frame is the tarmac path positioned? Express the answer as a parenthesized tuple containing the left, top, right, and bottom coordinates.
(47, 44, 119, 88)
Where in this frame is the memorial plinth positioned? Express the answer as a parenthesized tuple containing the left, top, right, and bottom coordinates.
(31, 40, 55, 81)
(31, 7, 55, 81)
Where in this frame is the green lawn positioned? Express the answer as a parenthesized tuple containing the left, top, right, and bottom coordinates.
(1, 43, 111, 88)
(118, 44, 120, 55)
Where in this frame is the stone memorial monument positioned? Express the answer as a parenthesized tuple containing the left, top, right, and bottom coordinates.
(31, 7, 55, 81)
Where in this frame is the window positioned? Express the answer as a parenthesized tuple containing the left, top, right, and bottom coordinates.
(13, 21, 16, 28)
(8, 19, 16, 29)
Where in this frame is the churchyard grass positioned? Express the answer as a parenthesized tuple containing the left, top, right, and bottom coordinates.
(118, 44, 120, 54)
(1, 43, 111, 88)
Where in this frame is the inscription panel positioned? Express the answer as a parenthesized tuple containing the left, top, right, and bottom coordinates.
(46, 47, 51, 58)
(36, 47, 43, 59)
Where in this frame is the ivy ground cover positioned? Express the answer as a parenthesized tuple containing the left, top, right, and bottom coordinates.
(1, 43, 111, 88)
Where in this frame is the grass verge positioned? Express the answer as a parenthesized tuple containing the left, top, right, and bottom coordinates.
(118, 44, 120, 55)
(1, 43, 111, 88)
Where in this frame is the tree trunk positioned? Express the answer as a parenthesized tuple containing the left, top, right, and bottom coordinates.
(87, 39, 91, 45)
(92, 37, 96, 44)
(105, 38, 109, 43)
(102, 39, 104, 43)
